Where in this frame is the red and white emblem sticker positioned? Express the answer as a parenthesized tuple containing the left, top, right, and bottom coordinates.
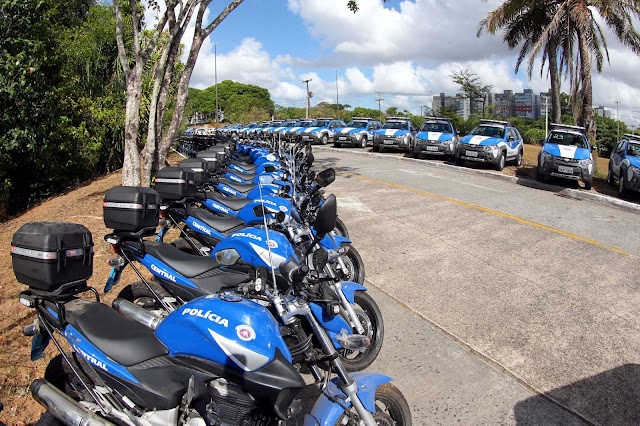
(267, 240, 278, 249)
(236, 325, 256, 341)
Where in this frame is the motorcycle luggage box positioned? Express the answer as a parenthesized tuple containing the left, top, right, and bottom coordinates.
(179, 158, 210, 186)
(154, 167, 196, 201)
(11, 222, 93, 291)
(103, 186, 159, 232)
(195, 151, 221, 173)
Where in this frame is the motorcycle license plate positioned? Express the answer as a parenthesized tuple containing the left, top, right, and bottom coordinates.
(426, 146, 439, 152)
(384, 140, 395, 145)
(465, 150, 478, 157)
(339, 136, 347, 141)
(558, 165, 573, 174)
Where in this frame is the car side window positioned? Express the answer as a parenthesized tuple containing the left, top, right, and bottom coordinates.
(616, 141, 625, 153)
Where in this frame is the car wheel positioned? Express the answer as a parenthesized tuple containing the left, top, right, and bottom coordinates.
(334, 142, 341, 148)
(584, 179, 592, 190)
(360, 137, 367, 148)
(495, 152, 506, 171)
(379, 145, 385, 153)
(412, 151, 419, 159)
(372, 144, 379, 152)
(321, 134, 328, 145)
(618, 170, 629, 198)
(455, 156, 464, 167)
(607, 164, 615, 185)
(536, 167, 545, 182)
(514, 149, 523, 167)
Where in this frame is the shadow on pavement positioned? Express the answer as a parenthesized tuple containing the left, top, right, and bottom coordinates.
(514, 364, 640, 425)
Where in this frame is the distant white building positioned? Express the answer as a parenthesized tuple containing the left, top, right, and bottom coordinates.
(515, 89, 540, 120)
(594, 106, 612, 119)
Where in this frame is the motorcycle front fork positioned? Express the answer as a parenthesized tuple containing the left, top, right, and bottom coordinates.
(323, 265, 365, 335)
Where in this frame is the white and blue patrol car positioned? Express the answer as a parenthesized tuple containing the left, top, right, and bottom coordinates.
(288, 120, 315, 142)
(537, 124, 595, 189)
(373, 117, 417, 152)
(413, 117, 459, 159)
(455, 120, 523, 171)
(333, 118, 382, 148)
(299, 118, 346, 145)
(608, 133, 640, 197)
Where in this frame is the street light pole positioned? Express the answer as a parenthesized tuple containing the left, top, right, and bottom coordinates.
(542, 95, 549, 138)
(375, 92, 384, 120)
(335, 69, 339, 109)
(214, 42, 219, 123)
(303, 79, 312, 119)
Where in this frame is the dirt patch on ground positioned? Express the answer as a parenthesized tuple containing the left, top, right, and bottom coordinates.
(0, 154, 183, 425)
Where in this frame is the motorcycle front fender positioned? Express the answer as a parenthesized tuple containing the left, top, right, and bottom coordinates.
(304, 372, 393, 426)
(340, 281, 367, 304)
(319, 233, 351, 250)
(309, 302, 352, 348)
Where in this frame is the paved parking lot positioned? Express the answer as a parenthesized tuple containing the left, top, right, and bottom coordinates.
(314, 148, 640, 425)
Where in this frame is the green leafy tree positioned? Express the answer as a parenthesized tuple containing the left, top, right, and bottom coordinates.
(450, 67, 492, 117)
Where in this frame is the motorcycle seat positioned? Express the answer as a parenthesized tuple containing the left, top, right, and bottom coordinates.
(226, 170, 260, 180)
(64, 299, 168, 367)
(190, 267, 253, 295)
(231, 163, 259, 172)
(205, 191, 252, 211)
(143, 241, 218, 278)
(218, 179, 256, 193)
(187, 206, 245, 233)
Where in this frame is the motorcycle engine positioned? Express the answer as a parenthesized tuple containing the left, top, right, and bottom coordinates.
(207, 378, 256, 425)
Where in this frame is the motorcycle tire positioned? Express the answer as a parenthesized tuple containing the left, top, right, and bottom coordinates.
(117, 281, 174, 314)
(333, 383, 411, 426)
(340, 291, 384, 372)
(338, 243, 365, 284)
(334, 217, 350, 238)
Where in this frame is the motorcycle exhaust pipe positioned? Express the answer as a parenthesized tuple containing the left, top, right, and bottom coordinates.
(112, 298, 162, 330)
(31, 379, 115, 426)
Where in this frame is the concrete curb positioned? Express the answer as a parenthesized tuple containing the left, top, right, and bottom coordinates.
(315, 146, 640, 214)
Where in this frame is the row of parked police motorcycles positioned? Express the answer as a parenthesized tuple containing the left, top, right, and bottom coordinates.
(10, 135, 412, 426)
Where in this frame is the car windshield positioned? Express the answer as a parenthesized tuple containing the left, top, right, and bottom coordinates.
(627, 142, 640, 157)
(311, 120, 330, 127)
(347, 121, 368, 128)
(421, 122, 452, 133)
(298, 121, 313, 127)
(470, 125, 504, 138)
(383, 121, 407, 130)
(549, 132, 587, 148)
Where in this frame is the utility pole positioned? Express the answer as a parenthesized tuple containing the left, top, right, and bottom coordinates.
(303, 79, 312, 119)
(375, 92, 384, 120)
(214, 42, 219, 123)
(615, 100, 620, 141)
(542, 95, 549, 138)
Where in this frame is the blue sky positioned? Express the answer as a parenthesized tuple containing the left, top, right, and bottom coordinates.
(153, 0, 640, 126)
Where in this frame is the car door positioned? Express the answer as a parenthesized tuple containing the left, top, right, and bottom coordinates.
(611, 140, 625, 177)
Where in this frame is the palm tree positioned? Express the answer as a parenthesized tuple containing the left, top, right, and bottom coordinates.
(478, 0, 563, 123)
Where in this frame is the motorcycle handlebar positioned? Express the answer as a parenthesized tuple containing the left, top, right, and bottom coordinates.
(279, 260, 309, 285)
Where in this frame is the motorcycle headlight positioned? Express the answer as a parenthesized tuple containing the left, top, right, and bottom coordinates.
(215, 248, 241, 266)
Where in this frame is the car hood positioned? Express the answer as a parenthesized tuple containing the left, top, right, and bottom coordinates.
(627, 155, 640, 168)
(460, 135, 503, 146)
(335, 127, 365, 134)
(542, 143, 591, 160)
(377, 129, 409, 137)
(416, 131, 454, 141)
(302, 127, 322, 133)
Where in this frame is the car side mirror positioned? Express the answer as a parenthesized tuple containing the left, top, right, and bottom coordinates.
(591, 145, 597, 152)
(508, 136, 515, 141)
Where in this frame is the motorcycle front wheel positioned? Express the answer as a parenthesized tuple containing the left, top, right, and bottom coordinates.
(334, 217, 350, 239)
(333, 383, 412, 426)
(340, 291, 384, 372)
(337, 243, 365, 284)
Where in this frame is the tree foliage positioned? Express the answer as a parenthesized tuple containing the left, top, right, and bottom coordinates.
(0, 0, 125, 220)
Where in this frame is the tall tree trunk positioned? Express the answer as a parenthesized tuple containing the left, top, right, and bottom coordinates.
(547, 46, 562, 123)
(122, 65, 143, 186)
(577, 30, 596, 143)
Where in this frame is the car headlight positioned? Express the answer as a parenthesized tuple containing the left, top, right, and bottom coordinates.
(483, 145, 492, 151)
(313, 132, 322, 137)
(579, 159, 593, 167)
(630, 166, 640, 175)
(541, 151, 553, 160)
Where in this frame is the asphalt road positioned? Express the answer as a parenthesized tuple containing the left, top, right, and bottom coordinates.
(313, 147, 640, 426)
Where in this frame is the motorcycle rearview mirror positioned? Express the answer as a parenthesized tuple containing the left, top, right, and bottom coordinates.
(312, 247, 329, 271)
(315, 194, 337, 236)
(306, 152, 315, 166)
(258, 175, 274, 185)
(315, 168, 335, 188)
(264, 165, 276, 173)
(253, 205, 269, 216)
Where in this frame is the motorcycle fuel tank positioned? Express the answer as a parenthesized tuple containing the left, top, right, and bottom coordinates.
(214, 227, 297, 270)
(156, 295, 291, 371)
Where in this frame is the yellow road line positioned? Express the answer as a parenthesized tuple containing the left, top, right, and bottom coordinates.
(341, 172, 634, 257)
